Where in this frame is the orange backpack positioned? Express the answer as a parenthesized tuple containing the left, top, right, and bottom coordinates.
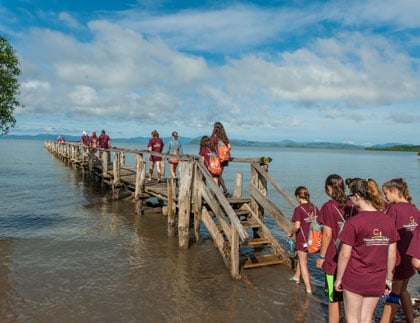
(208, 154, 222, 175)
(300, 206, 323, 253)
(218, 145, 231, 163)
(307, 221, 323, 253)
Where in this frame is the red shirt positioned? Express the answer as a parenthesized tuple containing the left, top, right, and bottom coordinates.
(291, 203, 320, 251)
(98, 134, 110, 148)
(317, 199, 346, 275)
(339, 210, 399, 295)
(407, 225, 420, 260)
(148, 137, 164, 162)
(387, 202, 420, 279)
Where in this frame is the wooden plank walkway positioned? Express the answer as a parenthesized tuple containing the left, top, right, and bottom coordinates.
(44, 140, 297, 279)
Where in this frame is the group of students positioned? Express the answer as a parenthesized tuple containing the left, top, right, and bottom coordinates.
(288, 175, 420, 323)
(80, 129, 111, 159)
(146, 130, 183, 182)
(147, 122, 232, 197)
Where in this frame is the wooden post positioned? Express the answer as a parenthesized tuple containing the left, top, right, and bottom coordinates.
(178, 161, 194, 249)
(88, 149, 94, 173)
(233, 172, 243, 198)
(192, 163, 204, 242)
(134, 154, 146, 200)
(102, 151, 108, 177)
(167, 177, 176, 236)
(231, 223, 240, 279)
(113, 152, 121, 185)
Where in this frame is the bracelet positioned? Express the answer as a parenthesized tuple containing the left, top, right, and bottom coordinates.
(385, 279, 393, 286)
(318, 255, 325, 259)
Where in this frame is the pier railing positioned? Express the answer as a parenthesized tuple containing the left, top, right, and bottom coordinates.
(44, 140, 295, 279)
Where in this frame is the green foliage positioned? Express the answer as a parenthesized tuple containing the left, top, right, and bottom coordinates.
(0, 35, 21, 135)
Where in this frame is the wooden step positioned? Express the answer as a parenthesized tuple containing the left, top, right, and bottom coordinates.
(243, 254, 286, 269)
(240, 220, 261, 229)
(242, 238, 270, 245)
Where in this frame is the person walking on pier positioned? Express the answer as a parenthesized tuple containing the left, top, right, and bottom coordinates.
(210, 121, 231, 197)
(199, 135, 220, 185)
(147, 130, 164, 182)
(166, 131, 183, 178)
(98, 129, 111, 161)
(89, 131, 98, 158)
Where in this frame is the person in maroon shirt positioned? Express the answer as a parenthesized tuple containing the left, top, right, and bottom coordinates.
(316, 174, 348, 323)
(210, 122, 231, 197)
(198, 135, 219, 185)
(407, 225, 420, 271)
(380, 178, 420, 323)
(335, 178, 398, 323)
(288, 186, 320, 294)
(98, 129, 111, 161)
(147, 130, 164, 182)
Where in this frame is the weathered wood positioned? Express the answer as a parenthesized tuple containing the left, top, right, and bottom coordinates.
(253, 163, 297, 209)
(231, 223, 240, 279)
(243, 254, 286, 269)
(196, 162, 249, 242)
(167, 177, 176, 229)
(248, 183, 293, 233)
(233, 172, 243, 198)
(192, 163, 204, 243)
(178, 161, 194, 249)
(134, 154, 146, 200)
(102, 151, 108, 177)
(201, 207, 231, 270)
(243, 203, 290, 265)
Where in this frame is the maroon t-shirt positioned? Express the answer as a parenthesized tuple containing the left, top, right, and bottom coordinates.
(98, 134, 110, 148)
(387, 202, 420, 279)
(317, 199, 346, 275)
(148, 137, 164, 162)
(339, 210, 399, 295)
(291, 203, 320, 251)
(407, 225, 420, 259)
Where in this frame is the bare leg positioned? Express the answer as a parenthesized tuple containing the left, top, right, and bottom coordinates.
(380, 279, 411, 323)
(343, 289, 363, 323)
(400, 279, 414, 323)
(148, 161, 155, 180)
(297, 250, 311, 293)
(328, 302, 341, 323)
(291, 258, 301, 282)
(361, 295, 380, 323)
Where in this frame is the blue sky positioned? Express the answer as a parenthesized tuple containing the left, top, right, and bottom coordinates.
(1, 0, 420, 145)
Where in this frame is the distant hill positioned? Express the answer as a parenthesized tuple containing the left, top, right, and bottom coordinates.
(1, 134, 418, 152)
(365, 144, 420, 152)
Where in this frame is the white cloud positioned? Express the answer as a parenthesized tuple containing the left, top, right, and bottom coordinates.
(6, 1, 420, 143)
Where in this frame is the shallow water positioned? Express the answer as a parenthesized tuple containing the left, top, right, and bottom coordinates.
(0, 139, 419, 322)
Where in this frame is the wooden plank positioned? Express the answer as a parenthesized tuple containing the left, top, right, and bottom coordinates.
(196, 162, 249, 242)
(243, 238, 271, 245)
(248, 183, 293, 233)
(201, 208, 231, 270)
(252, 163, 297, 209)
(243, 254, 286, 269)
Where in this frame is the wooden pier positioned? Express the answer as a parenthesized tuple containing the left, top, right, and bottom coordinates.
(44, 141, 297, 279)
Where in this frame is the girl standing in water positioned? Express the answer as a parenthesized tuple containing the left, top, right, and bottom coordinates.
(316, 174, 348, 323)
(335, 178, 398, 323)
(288, 186, 320, 295)
(380, 178, 420, 323)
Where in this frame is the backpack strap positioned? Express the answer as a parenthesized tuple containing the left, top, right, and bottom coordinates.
(332, 205, 345, 222)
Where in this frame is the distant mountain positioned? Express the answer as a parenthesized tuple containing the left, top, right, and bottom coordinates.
(1, 134, 417, 151)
